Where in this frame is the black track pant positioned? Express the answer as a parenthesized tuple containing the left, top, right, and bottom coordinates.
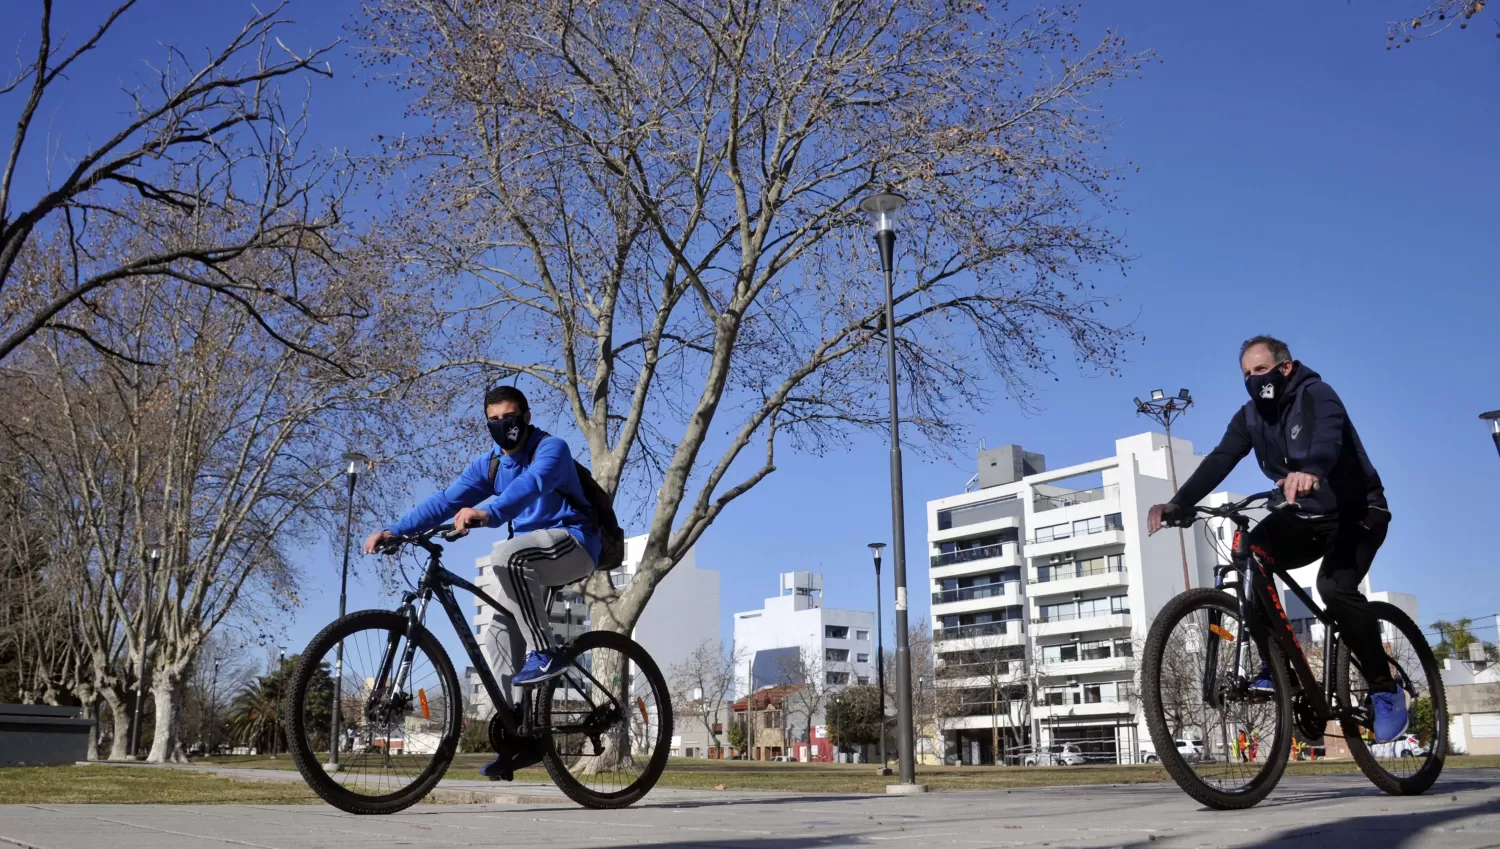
(1246, 508, 1394, 693)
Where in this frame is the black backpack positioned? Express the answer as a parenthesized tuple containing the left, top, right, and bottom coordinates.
(488, 439, 626, 571)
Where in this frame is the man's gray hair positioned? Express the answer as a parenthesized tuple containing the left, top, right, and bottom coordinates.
(1240, 335, 1291, 364)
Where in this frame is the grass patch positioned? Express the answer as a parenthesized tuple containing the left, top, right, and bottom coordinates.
(0, 765, 321, 805)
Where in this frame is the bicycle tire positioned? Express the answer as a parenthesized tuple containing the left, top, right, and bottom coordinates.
(537, 630, 672, 809)
(1142, 588, 1293, 810)
(286, 610, 462, 815)
(1337, 600, 1447, 796)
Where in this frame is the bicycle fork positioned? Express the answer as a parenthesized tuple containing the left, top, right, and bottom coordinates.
(367, 592, 432, 765)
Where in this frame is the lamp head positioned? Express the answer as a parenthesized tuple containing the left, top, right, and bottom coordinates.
(146, 543, 164, 563)
(867, 542, 885, 566)
(341, 451, 370, 475)
(858, 192, 907, 235)
(1482, 410, 1500, 433)
(1150, 389, 1165, 401)
(1178, 388, 1191, 401)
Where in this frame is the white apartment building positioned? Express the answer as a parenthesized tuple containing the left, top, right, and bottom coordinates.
(733, 572, 876, 703)
(928, 434, 1215, 765)
(467, 533, 719, 747)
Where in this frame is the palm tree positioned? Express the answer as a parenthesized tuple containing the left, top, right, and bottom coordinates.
(227, 655, 333, 754)
(1432, 619, 1478, 663)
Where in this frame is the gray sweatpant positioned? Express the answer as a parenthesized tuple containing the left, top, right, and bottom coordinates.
(479, 528, 595, 691)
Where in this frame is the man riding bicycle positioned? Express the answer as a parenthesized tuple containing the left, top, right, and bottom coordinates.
(364, 386, 601, 772)
(1147, 335, 1405, 742)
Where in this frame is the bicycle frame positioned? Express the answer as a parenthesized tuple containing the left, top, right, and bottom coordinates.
(1204, 514, 1369, 728)
(366, 532, 627, 748)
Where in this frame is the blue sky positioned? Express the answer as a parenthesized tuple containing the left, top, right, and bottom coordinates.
(12, 1, 1500, 665)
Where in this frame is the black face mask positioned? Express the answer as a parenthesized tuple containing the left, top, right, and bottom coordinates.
(1245, 365, 1289, 410)
(487, 415, 527, 451)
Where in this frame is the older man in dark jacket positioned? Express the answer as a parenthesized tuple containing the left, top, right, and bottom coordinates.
(1147, 335, 1404, 741)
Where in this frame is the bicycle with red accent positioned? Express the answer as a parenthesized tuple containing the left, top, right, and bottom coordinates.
(1141, 490, 1446, 809)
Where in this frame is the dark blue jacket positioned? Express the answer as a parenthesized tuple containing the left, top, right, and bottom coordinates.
(385, 427, 602, 562)
(1169, 363, 1387, 517)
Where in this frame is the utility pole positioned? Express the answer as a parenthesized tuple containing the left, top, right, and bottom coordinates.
(1135, 390, 1194, 591)
(130, 544, 163, 759)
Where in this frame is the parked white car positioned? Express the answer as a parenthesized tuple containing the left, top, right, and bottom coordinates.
(1024, 743, 1087, 766)
(1142, 739, 1209, 764)
(1368, 734, 1427, 758)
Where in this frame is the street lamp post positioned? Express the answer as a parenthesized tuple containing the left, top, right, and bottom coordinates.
(130, 544, 163, 760)
(1135, 389, 1194, 591)
(273, 646, 287, 758)
(859, 190, 922, 791)
(208, 660, 221, 757)
(328, 451, 370, 770)
(1481, 411, 1500, 460)
(868, 543, 891, 776)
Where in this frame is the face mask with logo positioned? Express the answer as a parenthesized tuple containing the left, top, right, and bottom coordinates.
(1245, 365, 1289, 412)
(487, 415, 527, 451)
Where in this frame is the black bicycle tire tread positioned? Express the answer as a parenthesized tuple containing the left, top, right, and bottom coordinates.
(1142, 588, 1293, 810)
(538, 630, 673, 809)
(286, 609, 462, 815)
(1336, 600, 1447, 796)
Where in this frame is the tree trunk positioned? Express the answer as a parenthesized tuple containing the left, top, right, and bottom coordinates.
(100, 687, 132, 761)
(75, 681, 100, 761)
(148, 669, 188, 763)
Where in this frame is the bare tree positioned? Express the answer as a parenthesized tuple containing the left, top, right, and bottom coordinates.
(0, 247, 426, 761)
(777, 645, 834, 754)
(667, 638, 743, 757)
(0, 1, 357, 366)
(356, 0, 1147, 650)
(1387, 1, 1497, 46)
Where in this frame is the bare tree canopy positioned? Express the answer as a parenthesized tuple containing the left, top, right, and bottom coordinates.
(0, 0, 357, 366)
(358, 0, 1147, 633)
(1387, 1, 1497, 45)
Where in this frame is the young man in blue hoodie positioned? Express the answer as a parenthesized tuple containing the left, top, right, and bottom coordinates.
(1146, 336, 1405, 742)
(365, 385, 601, 690)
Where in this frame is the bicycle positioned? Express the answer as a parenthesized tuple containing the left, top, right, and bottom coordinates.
(283, 523, 672, 814)
(1141, 490, 1447, 809)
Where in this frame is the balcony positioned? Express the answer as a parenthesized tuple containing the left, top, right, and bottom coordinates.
(1035, 655, 1133, 678)
(931, 542, 1009, 570)
(1028, 567, 1129, 599)
(1033, 484, 1119, 514)
(932, 546, 1022, 580)
(1031, 612, 1132, 639)
(935, 621, 1009, 643)
(1032, 699, 1136, 719)
(1025, 528, 1126, 560)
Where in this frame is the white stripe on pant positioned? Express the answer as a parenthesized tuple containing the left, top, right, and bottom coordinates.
(479, 527, 596, 694)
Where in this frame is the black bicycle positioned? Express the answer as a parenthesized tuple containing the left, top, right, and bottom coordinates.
(284, 523, 672, 814)
(1141, 490, 1446, 809)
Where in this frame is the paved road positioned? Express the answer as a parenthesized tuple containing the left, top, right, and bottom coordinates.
(4, 770, 1500, 848)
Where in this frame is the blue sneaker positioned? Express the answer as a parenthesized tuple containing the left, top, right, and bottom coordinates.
(512, 650, 565, 686)
(1250, 664, 1274, 691)
(480, 742, 543, 781)
(1371, 688, 1409, 743)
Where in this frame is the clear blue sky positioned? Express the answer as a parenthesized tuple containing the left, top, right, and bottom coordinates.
(14, 1, 1500, 664)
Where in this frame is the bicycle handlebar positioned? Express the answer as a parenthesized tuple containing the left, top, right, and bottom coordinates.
(373, 522, 470, 555)
(1164, 482, 1320, 528)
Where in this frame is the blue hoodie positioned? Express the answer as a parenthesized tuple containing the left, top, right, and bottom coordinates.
(386, 427, 602, 562)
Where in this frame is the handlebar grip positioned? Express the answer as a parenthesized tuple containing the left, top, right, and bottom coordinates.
(439, 527, 468, 542)
(374, 536, 403, 555)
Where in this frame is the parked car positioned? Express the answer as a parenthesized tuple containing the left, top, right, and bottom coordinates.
(1023, 743, 1087, 767)
(1368, 734, 1427, 759)
(1141, 739, 1209, 764)
(769, 755, 795, 762)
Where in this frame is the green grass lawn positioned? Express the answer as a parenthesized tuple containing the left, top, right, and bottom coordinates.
(0, 765, 321, 805)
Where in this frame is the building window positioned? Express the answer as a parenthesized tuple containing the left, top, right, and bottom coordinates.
(1107, 554, 1124, 572)
(825, 648, 849, 662)
(936, 494, 1018, 531)
(1035, 523, 1069, 543)
(858, 676, 870, 685)
(1111, 595, 1130, 614)
(1043, 690, 1066, 706)
(856, 653, 869, 663)
(1083, 685, 1102, 704)
(611, 572, 631, 588)
(1104, 512, 1123, 531)
(1039, 602, 1072, 622)
(826, 671, 849, 686)
(825, 626, 849, 639)
(855, 629, 870, 641)
(1073, 516, 1104, 536)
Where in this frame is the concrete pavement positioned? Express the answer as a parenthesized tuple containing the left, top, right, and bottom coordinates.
(4, 770, 1500, 848)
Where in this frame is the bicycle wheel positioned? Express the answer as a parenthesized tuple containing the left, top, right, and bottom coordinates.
(1142, 588, 1292, 810)
(286, 609, 462, 814)
(536, 630, 672, 808)
(1336, 600, 1447, 795)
